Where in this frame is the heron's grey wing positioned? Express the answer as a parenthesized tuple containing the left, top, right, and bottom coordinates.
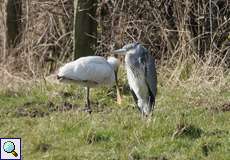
(144, 55, 157, 106)
(137, 45, 157, 97)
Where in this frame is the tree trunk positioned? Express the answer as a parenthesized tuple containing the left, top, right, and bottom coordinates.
(73, 0, 97, 60)
(5, 0, 21, 47)
(0, 1, 5, 58)
(0, 0, 22, 60)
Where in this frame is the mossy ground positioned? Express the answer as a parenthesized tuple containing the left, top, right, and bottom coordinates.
(0, 76, 229, 160)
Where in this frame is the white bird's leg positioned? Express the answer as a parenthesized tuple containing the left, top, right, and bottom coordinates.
(84, 87, 92, 113)
(115, 71, 122, 105)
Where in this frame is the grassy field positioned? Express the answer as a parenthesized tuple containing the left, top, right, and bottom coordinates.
(0, 75, 230, 160)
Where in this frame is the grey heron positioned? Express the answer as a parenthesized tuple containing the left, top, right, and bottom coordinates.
(57, 56, 121, 113)
(109, 43, 157, 116)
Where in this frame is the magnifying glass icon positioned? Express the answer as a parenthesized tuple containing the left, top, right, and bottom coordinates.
(3, 141, 18, 157)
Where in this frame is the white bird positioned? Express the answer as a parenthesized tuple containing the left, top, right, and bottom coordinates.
(57, 56, 121, 112)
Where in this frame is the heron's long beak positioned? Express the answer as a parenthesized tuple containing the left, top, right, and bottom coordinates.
(110, 48, 127, 55)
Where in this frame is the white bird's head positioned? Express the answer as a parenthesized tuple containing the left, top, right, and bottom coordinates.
(107, 56, 119, 73)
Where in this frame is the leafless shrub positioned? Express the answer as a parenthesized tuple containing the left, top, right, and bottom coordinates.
(0, 0, 229, 87)
(1, 0, 74, 77)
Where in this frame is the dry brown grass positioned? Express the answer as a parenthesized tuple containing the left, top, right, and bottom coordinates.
(0, 0, 229, 88)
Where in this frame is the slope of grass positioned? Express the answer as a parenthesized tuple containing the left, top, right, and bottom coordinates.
(0, 80, 230, 160)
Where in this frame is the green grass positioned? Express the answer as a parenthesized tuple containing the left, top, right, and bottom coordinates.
(0, 80, 230, 160)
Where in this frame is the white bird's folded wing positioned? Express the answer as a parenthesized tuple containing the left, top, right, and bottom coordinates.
(58, 56, 114, 85)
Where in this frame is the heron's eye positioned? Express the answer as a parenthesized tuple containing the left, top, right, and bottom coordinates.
(138, 57, 145, 64)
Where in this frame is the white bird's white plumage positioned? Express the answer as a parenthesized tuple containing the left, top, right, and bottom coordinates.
(57, 56, 121, 112)
(58, 56, 118, 87)
(107, 56, 119, 73)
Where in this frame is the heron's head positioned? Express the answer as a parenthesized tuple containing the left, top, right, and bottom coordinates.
(110, 42, 139, 55)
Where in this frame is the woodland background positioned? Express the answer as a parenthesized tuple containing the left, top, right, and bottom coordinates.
(0, 0, 229, 81)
